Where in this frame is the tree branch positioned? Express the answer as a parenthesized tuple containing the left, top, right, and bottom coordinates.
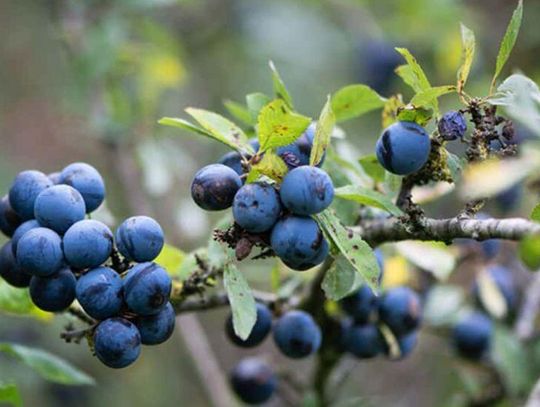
(355, 217, 540, 246)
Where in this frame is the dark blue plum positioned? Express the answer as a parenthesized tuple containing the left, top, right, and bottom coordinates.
(11, 220, 40, 256)
(123, 262, 172, 316)
(218, 139, 260, 176)
(135, 302, 176, 345)
(16, 228, 64, 277)
(47, 172, 62, 185)
(191, 164, 242, 211)
(277, 124, 325, 169)
(481, 239, 501, 259)
(378, 286, 422, 336)
(63, 220, 113, 269)
(76, 267, 123, 320)
(345, 323, 385, 359)
(273, 310, 321, 359)
(376, 121, 431, 175)
(230, 358, 277, 405)
(29, 267, 76, 312)
(0, 242, 31, 288)
(270, 216, 327, 271)
(226, 302, 272, 348)
(280, 166, 334, 216)
(359, 40, 401, 94)
(452, 312, 492, 360)
(232, 183, 281, 233)
(34, 185, 86, 234)
(396, 331, 418, 359)
(60, 162, 105, 213)
(495, 183, 522, 213)
(281, 238, 329, 271)
(0, 195, 22, 237)
(115, 216, 164, 262)
(472, 265, 516, 312)
(340, 285, 378, 324)
(438, 111, 467, 141)
(93, 317, 141, 368)
(9, 170, 52, 220)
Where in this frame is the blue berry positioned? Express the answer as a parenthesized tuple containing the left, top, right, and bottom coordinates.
(233, 183, 281, 233)
(280, 166, 334, 216)
(378, 286, 422, 336)
(60, 162, 106, 213)
(472, 265, 516, 312)
(277, 124, 324, 169)
(226, 303, 272, 348)
(273, 310, 321, 359)
(375, 121, 431, 175)
(93, 317, 141, 368)
(340, 285, 378, 324)
(34, 185, 86, 234)
(218, 139, 260, 176)
(135, 302, 176, 345)
(191, 164, 242, 211)
(360, 40, 401, 94)
(63, 220, 113, 269)
(452, 312, 492, 360)
(29, 268, 76, 312)
(123, 262, 172, 316)
(47, 172, 62, 184)
(115, 216, 164, 262)
(230, 358, 277, 405)
(11, 220, 40, 256)
(438, 111, 467, 141)
(9, 170, 52, 220)
(345, 323, 385, 359)
(16, 228, 64, 277)
(76, 267, 123, 320)
(0, 195, 22, 237)
(270, 216, 327, 271)
(396, 331, 418, 359)
(282, 238, 329, 271)
(0, 242, 31, 288)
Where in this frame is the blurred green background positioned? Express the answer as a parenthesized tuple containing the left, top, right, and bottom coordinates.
(0, 0, 539, 406)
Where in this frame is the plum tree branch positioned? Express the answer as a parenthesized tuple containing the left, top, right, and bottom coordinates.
(355, 216, 540, 246)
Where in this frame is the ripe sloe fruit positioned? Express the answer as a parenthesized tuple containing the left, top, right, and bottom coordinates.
(17, 228, 64, 277)
(76, 267, 123, 320)
(29, 267, 76, 312)
(273, 310, 322, 359)
(0, 242, 31, 288)
(218, 139, 260, 176)
(191, 164, 242, 211)
(9, 170, 52, 220)
(11, 220, 40, 256)
(0, 195, 22, 237)
(230, 358, 277, 405)
(93, 317, 141, 368)
(340, 285, 378, 324)
(233, 183, 281, 233)
(34, 185, 86, 234)
(453, 312, 492, 360)
(226, 302, 272, 348)
(116, 216, 164, 262)
(378, 286, 422, 336)
(438, 111, 467, 141)
(63, 220, 114, 269)
(123, 262, 172, 316)
(376, 121, 431, 175)
(345, 323, 385, 359)
(135, 302, 176, 345)
(60, 162, 105, 213)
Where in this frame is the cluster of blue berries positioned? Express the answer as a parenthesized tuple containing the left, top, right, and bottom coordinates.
(340, 281, 422, 360)
(191, 126, 335, 271)
(452, 265, 516, 360)
(226, 304, 321, 404)
(0, 163, 174, 369)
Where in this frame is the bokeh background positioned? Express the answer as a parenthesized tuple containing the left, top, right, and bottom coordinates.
(0, 0, 539, 406)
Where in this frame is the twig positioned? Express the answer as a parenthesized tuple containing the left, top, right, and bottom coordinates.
(66, 306, 96, 325)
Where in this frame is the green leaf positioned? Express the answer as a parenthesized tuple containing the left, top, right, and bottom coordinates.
(334, 185, 403, 216)
(0, 343, 95, 386)
(310, 96, 335, 166)
(269, 61, 293, 108)
(207, 215, 235, 270)
(491, 0, 523, 90)
(410, 85, 456, 107)
(246, 93, 271, 123)
(395, 241, 456, 281)
(0, 383, 21, 407)
(185, 108, 252, 153)
(476, 267, 508, 319)
(322, 255, 364, 300)
(396, 105, 433, 126)
(223, 263, 257, 340)
(531, 204, 540, 222)
(457, 24, 476, 94)
(395, 48, 438, 114)
(315, 210, 380, 292)
(358, 155, 386, 183)
(446, 150, 464, 181)
(246, 151, 288, 183)
(492, 324, 535, 396)
(381, 95, 405, 128)
(331, 84, 386, 123)
(154, 244, 185, 278)
(423, 285, 465, 326)
(0, 281, 50, 320)
(223, 99, 254, 126)
(257, 99, 311, 152)
(518, 234, 540, 270)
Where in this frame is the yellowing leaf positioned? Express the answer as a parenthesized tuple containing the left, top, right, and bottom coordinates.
(310, 96, 335, 166)
(154, 244, 185, 277)
(395, 241, 456, 281)
(247, 151, 288, 183)
(269, 61, 293, 108)
(257, 99, 311, 152)
(381, 256, 411, 288)
(457, 24, 476, 94)
(477, 268, 508, 319)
